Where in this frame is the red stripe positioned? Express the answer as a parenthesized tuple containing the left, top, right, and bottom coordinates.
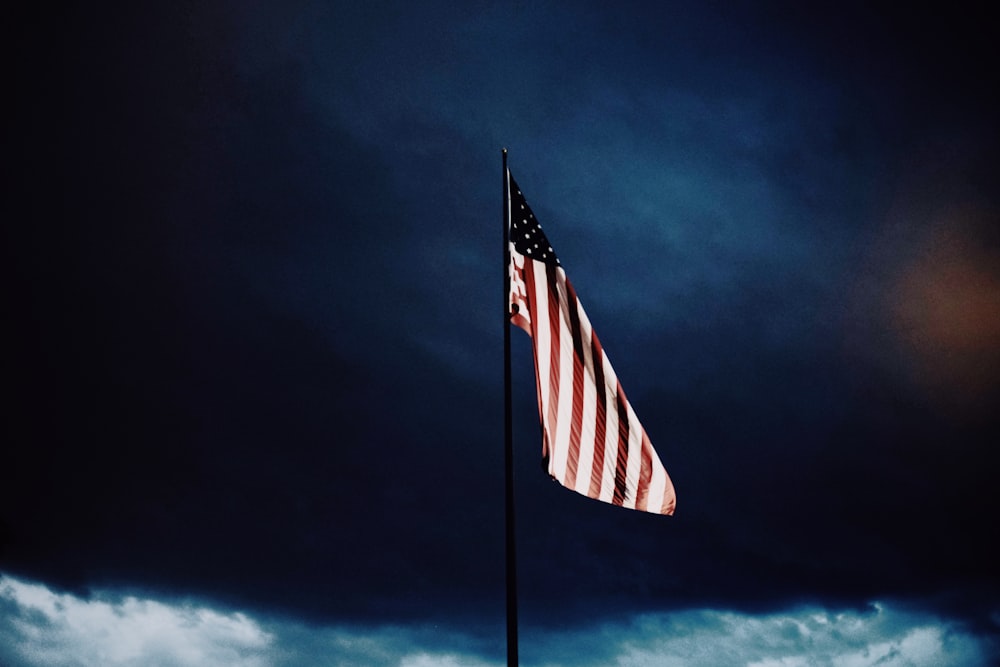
(636, 430, 653, 512)
(522, 261, 547, 458)
(544, 265, 562, 470)
(611, 383, 630, 506)
(588, 335, 607, 499)
(563, 279, 585, 491)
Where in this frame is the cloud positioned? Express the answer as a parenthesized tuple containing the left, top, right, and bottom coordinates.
(0, 575, 272, 667)
(568, 605, 993, 667)
(0, 574, 501, 667)
(2, 574, 995, 667)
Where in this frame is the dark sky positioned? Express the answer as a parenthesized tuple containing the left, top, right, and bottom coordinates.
(4, 2, 999, 665)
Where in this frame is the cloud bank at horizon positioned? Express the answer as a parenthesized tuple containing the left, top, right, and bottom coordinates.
(1, 574, 994, 666)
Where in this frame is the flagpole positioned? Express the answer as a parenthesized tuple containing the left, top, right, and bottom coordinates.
(502, 147, 519, 666)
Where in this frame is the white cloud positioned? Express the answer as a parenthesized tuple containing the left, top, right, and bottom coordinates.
(399, 653, 497, 667)
(0, 575, 272, 667)
(566, 605, 992, 667)
(1, 574, 995, 667)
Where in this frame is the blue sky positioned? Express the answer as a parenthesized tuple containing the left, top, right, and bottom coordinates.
(5, 1, 999, 664)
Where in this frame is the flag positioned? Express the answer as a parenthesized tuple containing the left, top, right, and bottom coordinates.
(507, 170, 676, 515)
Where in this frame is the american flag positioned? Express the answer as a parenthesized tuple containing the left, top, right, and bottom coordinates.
(507, 170, 676, 515)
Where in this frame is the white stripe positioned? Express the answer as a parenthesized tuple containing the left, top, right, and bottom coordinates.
(621, 402, 644, 509)
(598, 353, 620, 504)
(508, 246, 528, 329)
(550, 269, 575, 484)
(645, 436, 668, 512)
(574, 300, 597, 496)
(531, 262, 552, 458)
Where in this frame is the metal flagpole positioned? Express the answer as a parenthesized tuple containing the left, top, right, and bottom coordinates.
(502, 147, 519, 666)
